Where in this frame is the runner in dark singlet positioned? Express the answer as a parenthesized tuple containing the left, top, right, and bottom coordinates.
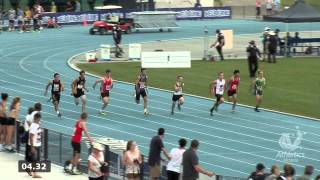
(93, 69, 113, 115)
(45, 73, 64, 117)
(227, 70, 240, 113)
(72, 70, 88, 113)
(135, 68, 149, 115)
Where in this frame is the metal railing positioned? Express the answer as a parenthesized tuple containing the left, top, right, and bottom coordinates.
(14, 121, 247, 180)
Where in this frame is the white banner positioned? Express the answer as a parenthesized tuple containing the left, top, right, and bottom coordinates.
(141, 51, 191, 68)
(85, 52, 96, 61)
(129, 43, 142, 60)
(100, 44, 111, 61)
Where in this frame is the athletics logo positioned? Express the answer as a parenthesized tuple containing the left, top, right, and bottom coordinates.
(276, 126, 305, 162)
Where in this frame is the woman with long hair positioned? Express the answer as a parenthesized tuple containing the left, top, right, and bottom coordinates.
(123, 140, 142, 180)
(4, 97, 20, 152)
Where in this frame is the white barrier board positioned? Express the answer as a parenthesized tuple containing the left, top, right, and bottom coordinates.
(141, 51, 191, 68)
(100, 44, 111, 60)
(129, 43, 142, 59)
(85, 52, 96, 61)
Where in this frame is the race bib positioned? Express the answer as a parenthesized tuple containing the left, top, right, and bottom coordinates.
(53, 84, 60, 91)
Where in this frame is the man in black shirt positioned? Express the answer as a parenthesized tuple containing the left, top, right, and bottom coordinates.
(148, 128, 171, 180)
(268, 31, 278, 63)
(112, 25, 123, 58)
(182, 140, 214, 180)
(246, 40, 261, 78)
(211, 29, 225, 61)
(248, 163, 268, 180)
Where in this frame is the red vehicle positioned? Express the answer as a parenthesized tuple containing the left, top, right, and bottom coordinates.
(89, 19, 133, 35)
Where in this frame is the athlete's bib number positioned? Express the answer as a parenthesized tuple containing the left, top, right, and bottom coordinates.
(53, 84, 60, 91)
(77, 84, 83, 89)
(105, 85, 111, 91)
(140, 82, 145, 89)
(231, 85, 237, 90)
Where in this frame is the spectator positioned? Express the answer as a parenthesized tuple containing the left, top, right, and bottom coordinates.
(210, 29, 225, 61)
(123, 140, 142, 180)
(3, 97, 20, 152)
(296, 165, 314, 180)
(47, 17, 59, 28)
(75, 0, 81, 12)
(24, 7, 32, 32)
(148, 128, 171, 180)
(66, 1, 74, 12)
(166, 138, 187, 180)
(36, 3, 44, 30)
(283, 164, 295, 180)
(262, 27, 270, 60)
(315, 175, 320, 180)
(0, 93, 9, 151)
(265, 165, 285, 180)
(26, 113, 42, 178)
(256, 0, 262, 18)
(292, 32, 301, 54)
(22, 107, 34, 144)
(294, 32, 301, 40)
(29, 103, 42, 124)
(50, 1, 57, 13)
(266, 0, 273, 15)
(17, 7, 24, 33)
(182, 140, 214, 180)
(248, 163, 268, 180)
(23, 107, 34, 176)
(268, 31, 278, 63)
(88, 0, 96, 11)
(8, 7, 16, 31)
(88, 143, 108, 180)
(283, 32, 293, 56)
(194, 0, 202, 8)
(246, 40, 261, 78)
(65, 112, 93, 175)
(274, 0, 281, 13)
(32, 4, 41, 31)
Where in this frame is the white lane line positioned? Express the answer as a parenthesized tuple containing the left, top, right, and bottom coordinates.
(0, 86, 250, 175)
(1, 77, 319, 168)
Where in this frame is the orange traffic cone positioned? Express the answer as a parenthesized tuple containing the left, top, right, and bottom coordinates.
(83, 19, 88, 26)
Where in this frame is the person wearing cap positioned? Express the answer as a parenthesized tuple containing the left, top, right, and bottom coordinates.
(246, 40, 261, 78)
(88, 143, 108, 180)
(210, 29, 225, 61)
(267, 31, 278, 63)
(248, 163, 267, 180)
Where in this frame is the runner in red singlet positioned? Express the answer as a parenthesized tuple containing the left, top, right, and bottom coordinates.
(93, 69, 113, 115)
(65, 112, 92, 175)
(227, 70, 240, 112)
